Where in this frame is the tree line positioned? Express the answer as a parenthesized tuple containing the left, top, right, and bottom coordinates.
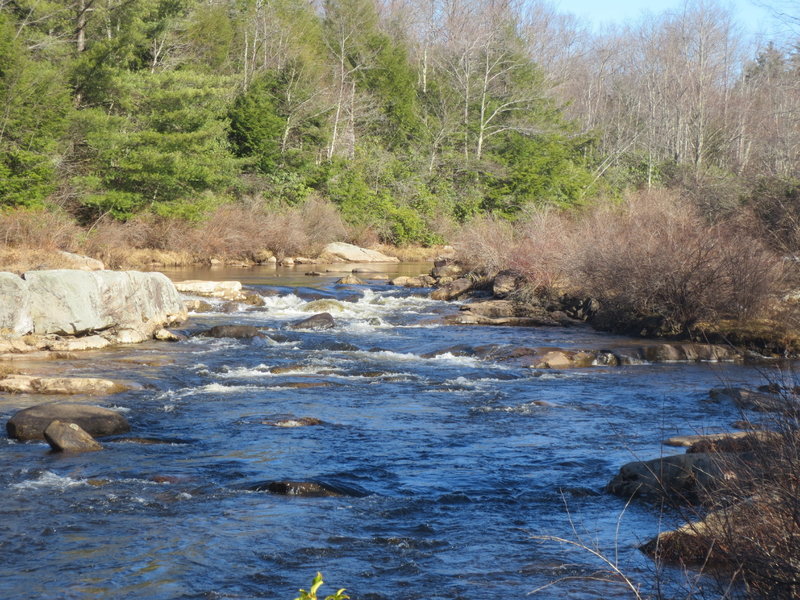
(0, 0, 798, 245)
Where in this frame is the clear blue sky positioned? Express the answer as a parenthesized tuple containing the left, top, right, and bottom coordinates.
(551, 0, 782, 39)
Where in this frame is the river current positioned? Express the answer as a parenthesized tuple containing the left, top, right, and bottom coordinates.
(0, 266, 773, 599)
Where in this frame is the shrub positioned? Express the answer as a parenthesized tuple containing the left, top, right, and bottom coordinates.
(0, 208, 81, 250)
(570, 190, 781, 333)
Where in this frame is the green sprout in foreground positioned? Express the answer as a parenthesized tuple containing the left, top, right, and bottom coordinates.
(295, 572, 349, 600)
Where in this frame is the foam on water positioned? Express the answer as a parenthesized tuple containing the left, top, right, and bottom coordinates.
(12, 471, 88, 491)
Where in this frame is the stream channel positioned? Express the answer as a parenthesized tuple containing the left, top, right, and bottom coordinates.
(0, 264, 778, 599)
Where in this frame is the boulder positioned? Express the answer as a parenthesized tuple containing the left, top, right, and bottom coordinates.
(337, 274, 365, 285)
(56, 251, 104, 271)
(606, 453, 731, 502)
(0, 375, 128, 395)
(390, 276, 426, 287)
(533, 350, 575, 369)
(431, 278, 473, 301)
(250, 480, 365, 497)
(7, 403, 130, 441)
(0, 273, 33, 335)
(24, 270, 187, 340)
(432, 263, 464, 279)
(288, 312, 335, 330)
(640, 502, 753, 566)
(185, 299, 214, 313)
(44, 420, 103, 452)
(200, 325, 265, 339)
(173, 280, 245, 301)
(460, 300, 517, 319)
(242, 293, 265, 307)
(492, 270, 521, 298)
(322, 242, 399, 263)
(154, 328, 184, 342)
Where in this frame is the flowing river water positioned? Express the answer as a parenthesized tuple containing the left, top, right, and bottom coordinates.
(0, 265, 775, 599)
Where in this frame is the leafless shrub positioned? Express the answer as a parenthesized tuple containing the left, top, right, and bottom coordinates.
(452, 215, 516, 275)
(82, 199, 348, 264)
(570, 190, 782, 333)
(0, 208, 82, 250)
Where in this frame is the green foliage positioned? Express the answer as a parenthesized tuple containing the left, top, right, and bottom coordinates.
(485, 132, 597, 216)
(0, 13, 71, 207)
(229, 72, 286, 173)
(72, 71, 239, 219)
(294, 572, 349, 600)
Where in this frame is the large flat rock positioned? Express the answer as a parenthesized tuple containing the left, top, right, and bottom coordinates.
(7, 270, 188, 341)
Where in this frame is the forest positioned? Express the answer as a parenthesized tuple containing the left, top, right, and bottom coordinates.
(0, 0, 798, 249)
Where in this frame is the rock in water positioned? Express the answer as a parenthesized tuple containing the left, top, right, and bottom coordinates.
(337, 274, 365, 285)
(288, 313, 335, 330)
(23, 270, 187, 341)
(0, 375, 128, 395)
(173, 280, 245, 301)
(44, 420, 103, 452)
(249, 480, 364, 497)
(322, 242, 399, 263)
(7, 403, 130, 441)
(199, 325, 265, 339)
(606, 453, 730, 502)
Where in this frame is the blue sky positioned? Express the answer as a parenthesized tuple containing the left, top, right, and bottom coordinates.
(551, 0, 782, 39)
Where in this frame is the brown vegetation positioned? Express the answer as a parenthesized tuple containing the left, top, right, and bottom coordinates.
(453, 189, 787, 336)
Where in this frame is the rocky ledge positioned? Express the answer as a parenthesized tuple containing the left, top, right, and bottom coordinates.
(0, 269, 187, 352)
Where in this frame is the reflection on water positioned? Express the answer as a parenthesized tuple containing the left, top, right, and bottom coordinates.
(0, 268, 776, 599)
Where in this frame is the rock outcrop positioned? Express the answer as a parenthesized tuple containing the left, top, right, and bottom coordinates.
(322, 242, 399, 263)
(7, 403, 131, 441)
(0, 270, 187, 346)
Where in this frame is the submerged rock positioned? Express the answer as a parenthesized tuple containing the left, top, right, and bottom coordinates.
(0, 375, 128, 395)
(199, 325, 265, 339)
(250, 480, 366, 497)
(288, 312, 335, 330)
(262, 417, 325, 427)
(44, 420, 103, 453)
(7, 403, 130, 441)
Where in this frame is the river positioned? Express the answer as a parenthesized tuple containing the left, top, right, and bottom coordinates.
(0, 265, 773, 599)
